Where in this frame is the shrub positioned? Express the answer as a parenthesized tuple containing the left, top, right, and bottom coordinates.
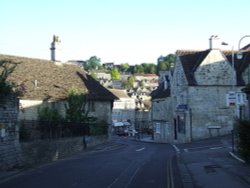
(236, 119, 250, 163)
(38, 106, 63, 125)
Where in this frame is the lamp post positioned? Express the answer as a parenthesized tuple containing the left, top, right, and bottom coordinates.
(238, 35, 250, 120)
(222, 41, 236, 153)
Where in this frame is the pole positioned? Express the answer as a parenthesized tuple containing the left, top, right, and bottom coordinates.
(232, 45, 235, 90)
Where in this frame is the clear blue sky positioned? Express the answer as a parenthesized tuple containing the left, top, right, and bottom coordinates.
(0, 0, 249, 64)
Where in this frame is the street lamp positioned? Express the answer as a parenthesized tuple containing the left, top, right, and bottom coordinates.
(237, 35, 250, 59)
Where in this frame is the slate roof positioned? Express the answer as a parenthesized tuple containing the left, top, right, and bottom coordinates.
(176, 49, 250, 86)
(1, 54, 117, 101)
(151, 82, 170, 100)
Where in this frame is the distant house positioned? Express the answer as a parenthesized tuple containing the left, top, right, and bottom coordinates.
(109, 89, 135, 126)
(2, 54, 117, 130)
(151, 36, 250, 143)
(151, 74, 172, 142)
(103, 62, 114, 70)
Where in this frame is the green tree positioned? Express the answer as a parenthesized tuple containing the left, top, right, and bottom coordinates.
(122, 76, 135, 89)
(120, 63, 129, 73)
(134, 65, 144, 74)
(38, 106, 63, 123)
(157, 54, 176, 72)
(90, 70, 98, 80)
(64, 87, 89, 123)
(111, 68, 120, 80)
(86, 56, 101, 70)
(0, 60, 19, 102)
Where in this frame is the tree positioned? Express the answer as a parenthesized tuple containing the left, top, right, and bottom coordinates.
(122, 76, 135, 89)
(64, 87, 89, 123)
(157, 54, 176, 72)
(120, 63, 129, 73)
(111, 68, 120, 80)
(86, 56, 102, 70)
(134, 65, 144, 74)
(0, 60, 18, 98)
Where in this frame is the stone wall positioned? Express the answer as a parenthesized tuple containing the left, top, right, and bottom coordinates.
(0, 95, 22, 170)
(21, 135, 108, 168)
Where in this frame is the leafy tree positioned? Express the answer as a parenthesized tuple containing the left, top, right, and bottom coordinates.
(64, 87, 89, 123)
(120, 63, 129, 73)
(0, 60, 18, 97)
(122, 76, 135, 89)
(141, 63, 157, 74)
(86, 56, 102, 70)
(111, 68, 120, 80)
(157, 54, 176, 72)
(134, 65, 144, 74)
(90, 70, 98, 80)
(38, 106, 63, 124)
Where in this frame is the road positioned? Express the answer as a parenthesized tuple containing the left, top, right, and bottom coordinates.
(0, 136, 182, 188)
(173, 135, 250, 188)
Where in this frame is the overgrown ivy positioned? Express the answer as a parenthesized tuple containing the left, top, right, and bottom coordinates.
(0, 60, 18, 100)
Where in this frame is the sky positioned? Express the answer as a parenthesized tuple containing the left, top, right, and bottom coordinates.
(0, 0, 250, 65)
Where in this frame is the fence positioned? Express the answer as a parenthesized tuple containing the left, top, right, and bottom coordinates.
(19, 120, 108, 142)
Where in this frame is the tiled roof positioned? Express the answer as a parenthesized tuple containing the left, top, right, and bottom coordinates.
(1, 54, 117, 101)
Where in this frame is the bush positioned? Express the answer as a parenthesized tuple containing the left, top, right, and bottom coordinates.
(89, 121, 108, 135)
(236, 119, 250, 163)
(38, 106, 63, 125)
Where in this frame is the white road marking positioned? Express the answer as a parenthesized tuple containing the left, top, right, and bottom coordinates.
(136, 147, 145, 152)
(210, 146, 224, 150)
(172, 144, 180, 153)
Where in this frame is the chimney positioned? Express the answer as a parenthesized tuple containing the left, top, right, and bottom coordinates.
(209, 35, 220, 50)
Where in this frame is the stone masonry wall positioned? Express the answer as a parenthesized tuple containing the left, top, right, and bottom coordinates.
(21, 135, 108, 168)
(0, 95, 22, 170)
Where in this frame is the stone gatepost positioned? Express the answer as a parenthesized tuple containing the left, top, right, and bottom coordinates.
(0, 95, 22, 170)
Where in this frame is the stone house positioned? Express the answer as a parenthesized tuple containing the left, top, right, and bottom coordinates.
(2, 54, 117, 129)
(151, 74, 173, 142)
(152, 36, 250, 143)
(109, 89, 136, 133)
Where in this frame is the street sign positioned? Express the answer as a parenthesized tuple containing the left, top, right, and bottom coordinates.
(226, 92, 236, 107)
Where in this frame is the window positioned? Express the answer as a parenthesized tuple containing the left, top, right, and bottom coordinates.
(155, 123, 160, 134)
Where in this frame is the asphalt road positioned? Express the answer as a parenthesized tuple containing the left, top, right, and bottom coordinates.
(0, 136, 183, 188)
(174, 135, 250, 188)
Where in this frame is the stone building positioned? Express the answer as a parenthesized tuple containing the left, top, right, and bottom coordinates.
(2, 54, 117, 131)
(151, 74, 173, 142)
(151, 36, 250, 143)
(109, 89, 135, 126)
